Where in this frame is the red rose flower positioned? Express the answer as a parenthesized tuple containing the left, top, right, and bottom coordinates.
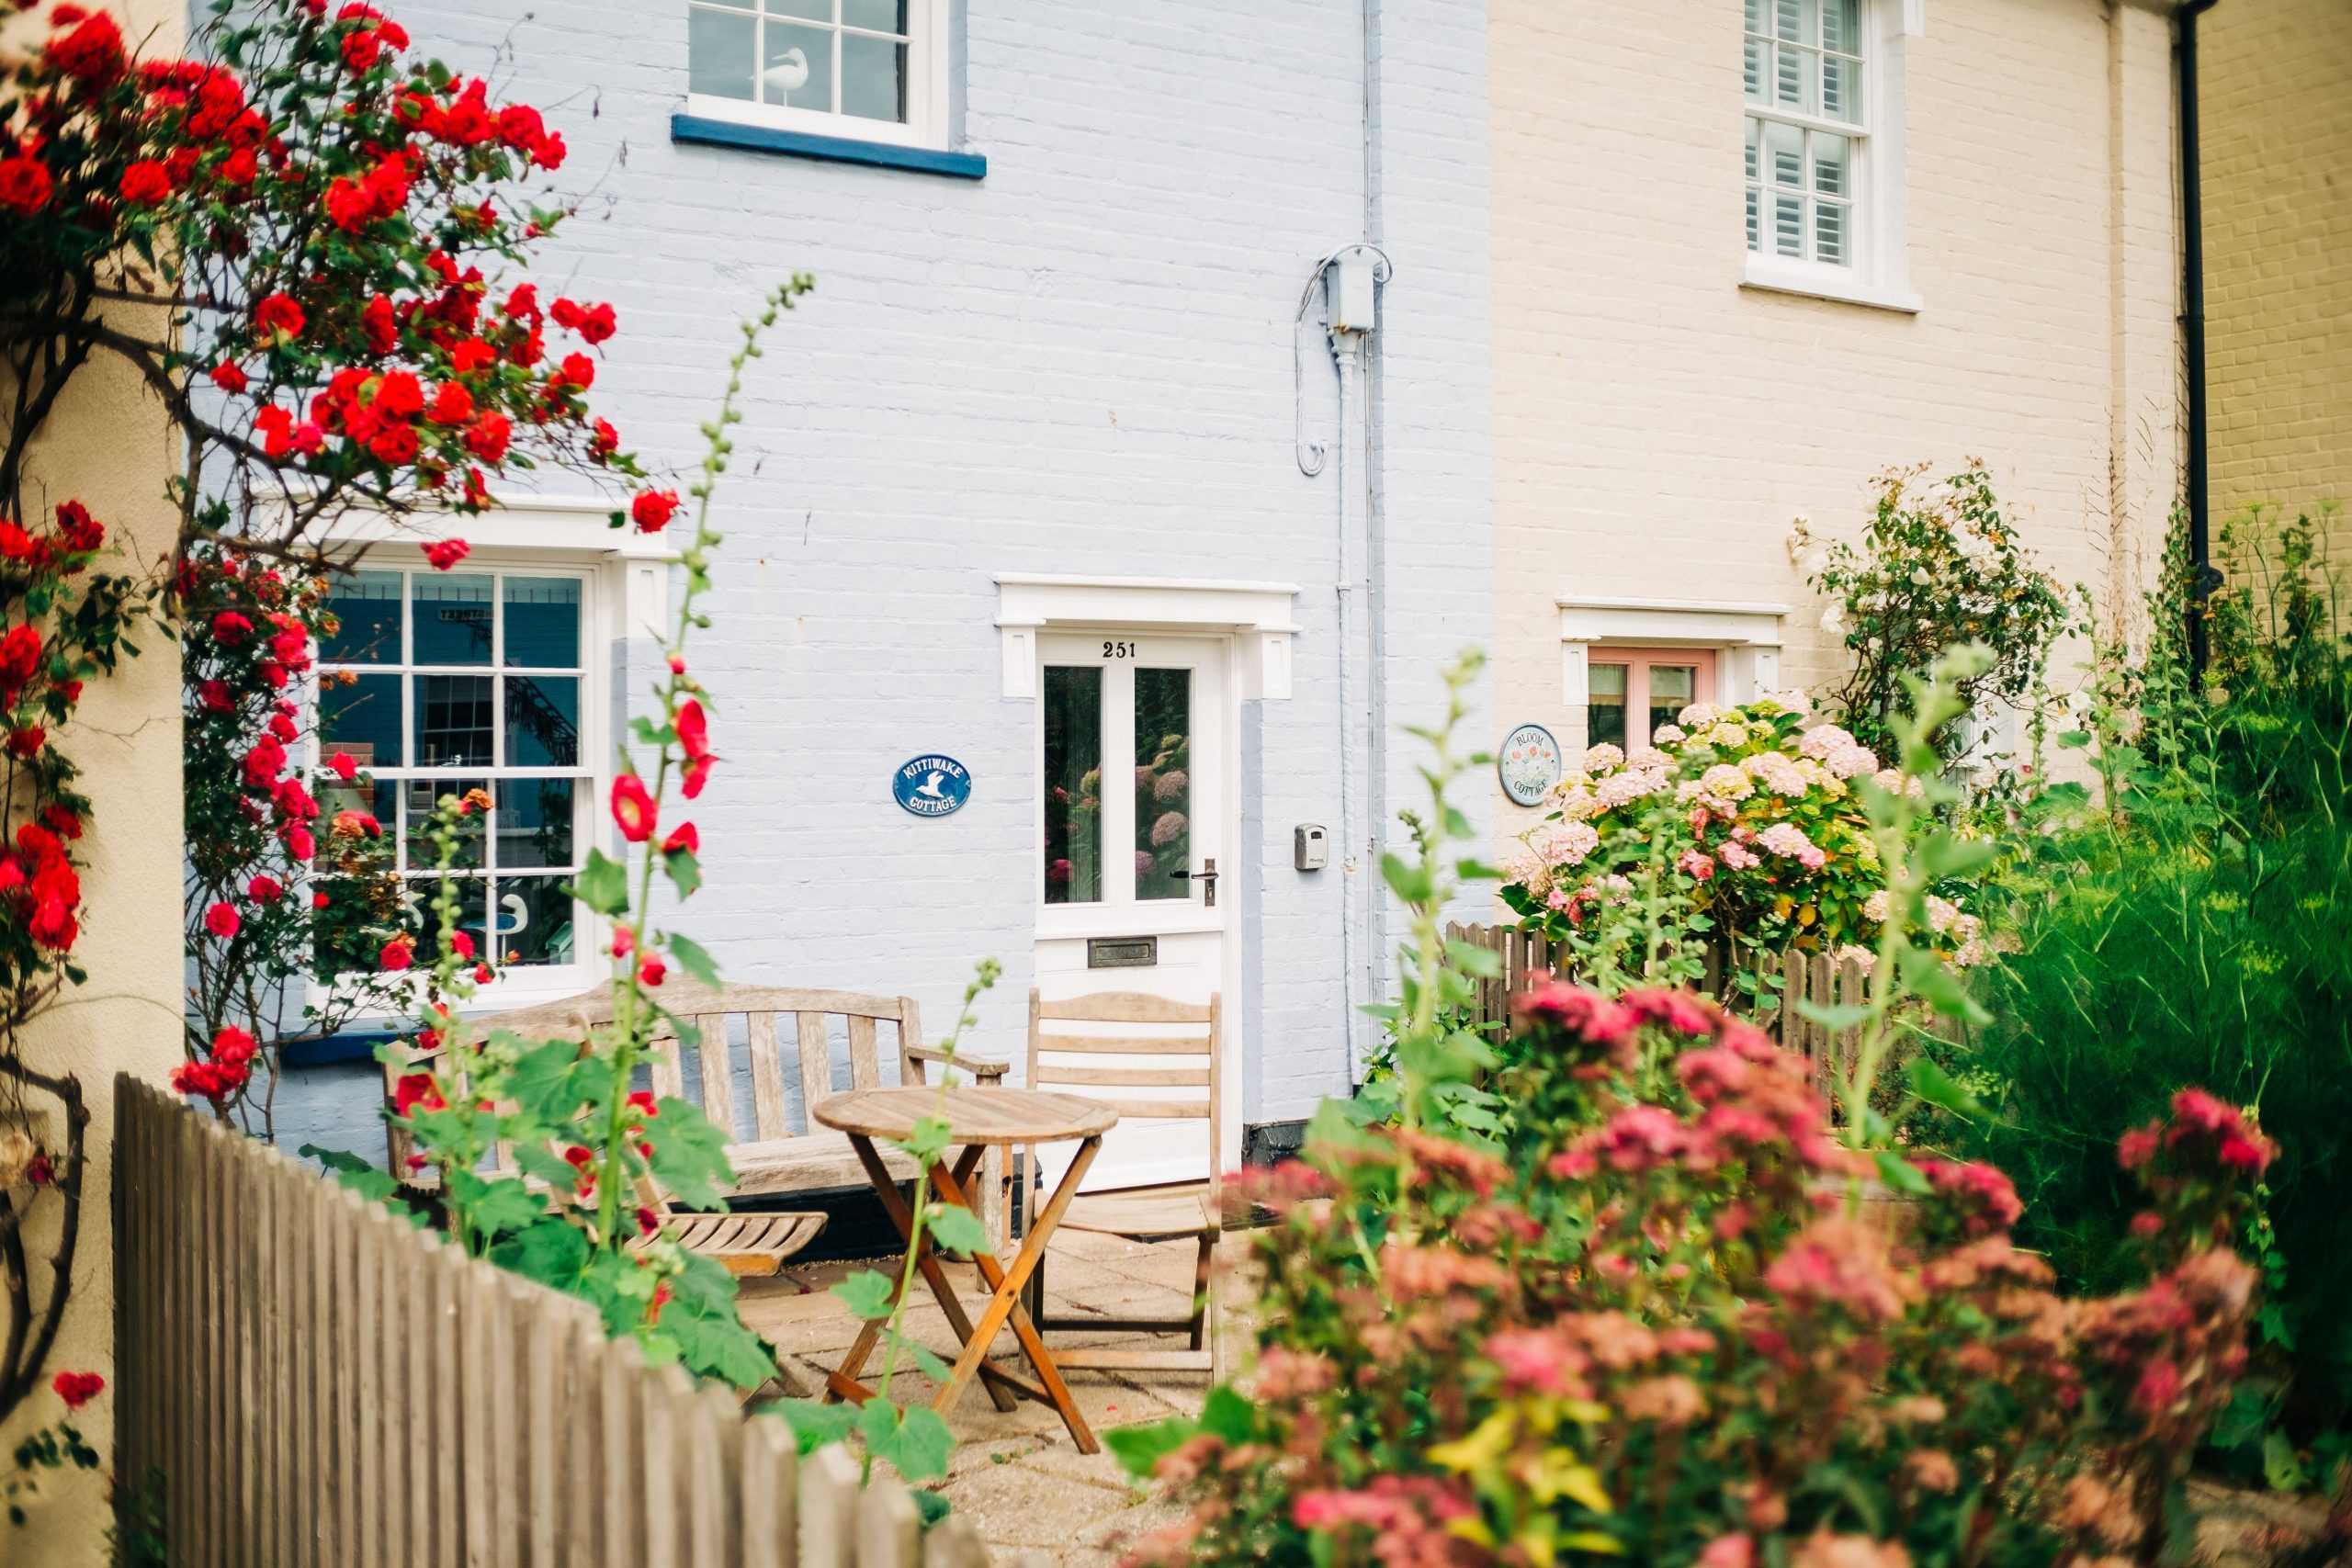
(51, 1371, 105, 1411)
(450, 931, 475, 960)
(379, 937, 414, 972)
(8, 727, 45, 758)
(462, 412, 511, 462)
(630, 490, 680, 533)
(204, 901, 241, 939)
(254, 294, 305, 340)
(610, 774, 656, 842)
(55, 500, 102, 553)
(448, 337, 496, 375)
(590, 418, 620, 461)
(327, 750, 358, 781)
(0, 156, 54, 216)
(209, 361, 249, 394)
(45, 12, 127, 83)
(427, 382, 473, 425)
(424, 538, 469, 571)
(119, 161, 173, 205)
(362, 293, 398, 355)
(249, 874, 284, 903)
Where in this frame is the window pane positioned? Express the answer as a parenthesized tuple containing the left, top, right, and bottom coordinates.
(504, 675, 579, 767)
(840, 30, 905, 122)
(765, 0, 831, 17)
(1744, 0, 1767, 33)
(1134, 669, 1193, 902)
(411, 874, 488, 957)
(320, 671, 401, 769)
(1812, 131, 1849, 196)
(1589, 663, 1628, 753)
(1746, 186, 1761, 252)
(1774, 44, 1814, 112)
(1767, 119, 1804, 186)
(503, 577, 581, 668)
(1774, 0, 1809, 44)
(1822, 52, 1860, 122)
(1822, 0, 1860, 53)
(496, 778, 576, 870)
(1774, 191, 1804, 257)
(492, 875, 576, 967)
(842, 0, 906, 31)
(411, 574, 492, 665)
(415, 673, 493, 768)
(1743, 34, 1765, 101)
(1649, 666, 1697, 745)
(321, 775, 395, 847)
(322, 570, 402, 665)
(403, 776, 489, 871)
(1042, 667, 1102, 905)
(1815, 198, 1849, 265)
(687, 5, 756, 100)
(762, 20, 834, 110)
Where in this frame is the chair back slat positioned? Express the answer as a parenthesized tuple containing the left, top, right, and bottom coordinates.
(795, 1013, 834, 1117)
(1026, 989, 1222, 1194)
(846, 1015, 881, 1091)
(745, 1012, 788, 1140)
(695, 1014, 734, 1136)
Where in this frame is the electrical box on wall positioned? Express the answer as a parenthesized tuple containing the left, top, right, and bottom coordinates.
(1326, 250, 1378, 334)
(1295, 824, 1329, 872)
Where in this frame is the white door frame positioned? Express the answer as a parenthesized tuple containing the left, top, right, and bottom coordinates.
(996, 574, 1301, 1181)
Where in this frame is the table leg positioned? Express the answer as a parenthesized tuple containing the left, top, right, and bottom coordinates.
(930, 1135, 1103, 1453)
(823, 1137, 1021, 1414)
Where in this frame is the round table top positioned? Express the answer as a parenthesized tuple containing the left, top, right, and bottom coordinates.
(811, 1086, 1117, 1145)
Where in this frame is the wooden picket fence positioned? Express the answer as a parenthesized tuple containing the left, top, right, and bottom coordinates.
(1442, 923, 1874, 1090)
(113, 1076, 1041, 1568)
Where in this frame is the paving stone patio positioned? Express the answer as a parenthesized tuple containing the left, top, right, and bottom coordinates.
(739, 1227, 1250, 1565)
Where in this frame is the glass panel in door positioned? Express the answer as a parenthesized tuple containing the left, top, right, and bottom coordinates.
(1649, 665, 1698, 743)
(1133, 667, 1192, 901)
(1042, 666, 1104, 904)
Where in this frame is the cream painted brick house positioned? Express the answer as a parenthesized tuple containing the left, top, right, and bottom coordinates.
(1487, 0, 2188, 828)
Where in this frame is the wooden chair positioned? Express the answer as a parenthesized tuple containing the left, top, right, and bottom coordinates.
(382, 980, 1010, 1273)
(1021, 988, 1222, 1373)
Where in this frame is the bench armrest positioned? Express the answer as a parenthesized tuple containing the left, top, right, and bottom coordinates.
(903, 1043, 1011, 1083)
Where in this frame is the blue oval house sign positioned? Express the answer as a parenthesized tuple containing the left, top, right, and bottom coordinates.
(894, 755, 971, 818)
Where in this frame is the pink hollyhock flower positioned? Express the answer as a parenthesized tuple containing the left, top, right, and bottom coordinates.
(610, 774, 657, 842)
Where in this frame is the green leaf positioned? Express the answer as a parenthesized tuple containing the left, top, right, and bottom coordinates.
(511, 1144, 582, 1190)
(924, 1204, 993, 1258)
(911, 1491, 952, 1529)
(506, 1037, 587, 1122)
(887, 1405, 956, 1482)
(1443, 940, 1503, 977)
(1379, 852, 1433, 904)
(648, 1095, 737, 1210)
(300, 1145, 402, 1206)
(666, 932, 723, 990)
(773, 1398, 857, 1455)
(1198, 1383, 1257, 1444)
(447, 1170, 551, 1239)
(832, 1268, 899, 1322)
(1917, 833, 1999, 879)
(662, 846, 702, 900)
(2263, 1428, 2309, 1492)
(1106, 1415, 1199, 1480)
(1871, 1149, 1933, 1196)
(1794, 1000, 1873, 1033)
(899, 1115, 953, 1166)
(571, 848, 630, 917)
(1897, 950, 1991, 1025)
(1905, 1055, 1984, 1119)
(490, 1216, 591, 1289)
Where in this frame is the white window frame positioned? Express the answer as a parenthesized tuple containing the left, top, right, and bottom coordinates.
(1740, 0, 1922, 314)
(1555, 596, 1791, 765)
(308, 502, 671, 1015)
(684, 0, 950, 151)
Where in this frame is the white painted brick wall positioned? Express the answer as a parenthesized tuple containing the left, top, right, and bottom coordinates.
(287, 0, 1494, 1143)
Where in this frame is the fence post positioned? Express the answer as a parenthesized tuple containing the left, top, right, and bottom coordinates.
(798, 1444, 861, 1568)
(854, 1478, 920, 1568)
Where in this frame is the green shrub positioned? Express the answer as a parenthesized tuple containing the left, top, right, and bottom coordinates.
(1961, 506, 2352, 1446)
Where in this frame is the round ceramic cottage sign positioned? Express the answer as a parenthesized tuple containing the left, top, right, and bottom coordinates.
(894, 754, 971, 818)
(1497, 724, 1563, 807)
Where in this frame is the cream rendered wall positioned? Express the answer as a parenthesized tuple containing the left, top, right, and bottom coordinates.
(2200, 0, 2352, 547)
(0, 4, 187, 1561)
(1488, 0, 2184, 836)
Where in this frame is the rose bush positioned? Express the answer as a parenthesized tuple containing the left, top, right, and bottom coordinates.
(1116, 987, 2267, 1568)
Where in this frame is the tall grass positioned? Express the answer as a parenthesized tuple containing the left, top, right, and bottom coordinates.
(1964, 507, 2352, 1438)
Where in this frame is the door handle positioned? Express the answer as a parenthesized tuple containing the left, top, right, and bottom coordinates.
(1184, 858, 1218, 908)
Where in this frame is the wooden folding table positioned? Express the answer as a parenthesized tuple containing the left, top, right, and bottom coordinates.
(811, 1085, 1118, 1452)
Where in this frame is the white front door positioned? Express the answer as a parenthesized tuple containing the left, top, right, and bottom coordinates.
(1033, 632, 1236, 1192)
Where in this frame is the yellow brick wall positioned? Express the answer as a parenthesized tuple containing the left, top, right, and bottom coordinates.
(2200, 0, 2352, 547)
(1487, 0, 2183, 833)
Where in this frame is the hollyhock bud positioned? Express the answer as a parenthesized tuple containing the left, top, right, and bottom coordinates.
(662, 822, 698, 856)
(609, 927, 633, 958)
(630, 490, 679, 532)
(424, 538, 469, 570)
(610, 774, 656, 842)
(51, 1371, 105, 1411)
(205, 901, 241, 939)
(638, 954, 666, 987)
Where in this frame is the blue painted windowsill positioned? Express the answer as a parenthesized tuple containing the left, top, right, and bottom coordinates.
(670, 114, 987, 180)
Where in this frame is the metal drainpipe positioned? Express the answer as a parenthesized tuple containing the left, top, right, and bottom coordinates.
(2178, 0, 2221, 672)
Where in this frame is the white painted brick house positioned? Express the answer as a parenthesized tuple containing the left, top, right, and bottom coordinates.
(277, 0, 2197, 1190)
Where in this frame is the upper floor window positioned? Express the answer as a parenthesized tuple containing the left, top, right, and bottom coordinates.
(687, 0, 947, 148)
(1745, 0, 1863, 268)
